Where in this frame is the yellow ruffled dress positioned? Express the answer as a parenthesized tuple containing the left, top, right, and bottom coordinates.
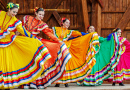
(0, 11, 51, 89)
(52, 27, 99, 84)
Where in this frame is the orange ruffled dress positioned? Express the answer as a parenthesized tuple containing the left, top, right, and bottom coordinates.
(20, 15, 71, 89)
(0, 11, 51, 89)
(52, 27, 99, 84)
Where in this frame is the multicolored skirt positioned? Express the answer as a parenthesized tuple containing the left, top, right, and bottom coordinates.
(108, 43, 130, 83)
(54, 32, 99, 84)
(20, 39, 71, 89)
(0, 36, 51, 89)
(77, 33, 121, 86)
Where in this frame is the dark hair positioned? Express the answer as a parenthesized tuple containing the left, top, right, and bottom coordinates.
(63, 19, 68, 23)
(114, 28, 121, 32)
(35, 8, 44, 13)
(7, 2, 19, 10)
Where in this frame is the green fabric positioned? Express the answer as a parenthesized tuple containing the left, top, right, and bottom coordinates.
(77, 33, 120, 86)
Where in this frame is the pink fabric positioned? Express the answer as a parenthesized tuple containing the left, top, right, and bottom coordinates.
(106, 37, 130, 83)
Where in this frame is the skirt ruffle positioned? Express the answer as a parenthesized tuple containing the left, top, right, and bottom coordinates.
(54, 32, 99, 84)
(20, 39, 71, 89)
(108, 44, 130, 83)
(0, 36, 51, 89)
(77, 33, 121, 86)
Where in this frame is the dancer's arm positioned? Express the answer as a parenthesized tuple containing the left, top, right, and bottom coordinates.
(42, 27, 60, 42)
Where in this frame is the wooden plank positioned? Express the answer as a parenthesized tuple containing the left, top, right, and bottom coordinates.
(74, 0, 77, 27)
(101, 29, 112, 37)
(115, 0, 119, 11)
(120, 0, 122, 11)
(107, 13, 112, 28)
(91, 0, 101, 35)
(88, 0, 92, 3)
(123, 0, 127, 11)
(111, 13, 116, 28)
(52, 11, 61, 26)
(116, 4, 130, 36)
(70, 0, 74, 26)
(66, 0, 70, 20)
(101, 13, 104, 28)
(76, 0, 84, 32)
(97, 0, 104, 8)
(0, 0, 7, 10)
(17, 11, 76, 15)
(43, 0, 63, 22)
(108, 0, 113, 11)
(81, 0, 89, 32)
(102, 11, 125, 13)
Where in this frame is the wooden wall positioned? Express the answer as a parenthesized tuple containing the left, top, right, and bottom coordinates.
(101, 0, 130, 40)
(1, 0, 130, 40)
(5, 0, 85, 31)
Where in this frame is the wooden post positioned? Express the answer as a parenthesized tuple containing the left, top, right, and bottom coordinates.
(91, 0, 101, 36)
(81, 0, 89, 32)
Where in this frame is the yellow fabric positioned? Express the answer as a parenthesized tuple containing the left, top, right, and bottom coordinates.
(53, 27, 99, 83)
(65, 34, 92, 70)
(71, 30, 82, 37)
(0, 36, 44, 72)
(0, 11, 51, 88)
(0, 11, 34, 40)
(53, 27, 82, 41)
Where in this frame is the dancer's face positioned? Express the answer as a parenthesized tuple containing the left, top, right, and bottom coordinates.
(8, 8, 18, 17)
(88, 26, 95, 33)
(35, 11, 45, 21)
(117, 29, 121, 37)
(63, 19, 70, 29)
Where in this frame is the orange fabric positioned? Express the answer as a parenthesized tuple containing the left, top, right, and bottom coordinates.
(42, 28, 60, 42)
(65, 34, 93, 70)
(41, 39, 61, 69)
(71, 30, 82, 37)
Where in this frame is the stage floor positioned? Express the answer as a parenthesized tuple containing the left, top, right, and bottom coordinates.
(12, 83, 130, 90)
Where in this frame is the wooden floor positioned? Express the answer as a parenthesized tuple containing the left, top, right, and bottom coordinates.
(11, 83, 130, 90)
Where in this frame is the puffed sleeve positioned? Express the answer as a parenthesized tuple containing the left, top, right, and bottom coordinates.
(123, 39, 130, 46)
(42, 27, 60, 42)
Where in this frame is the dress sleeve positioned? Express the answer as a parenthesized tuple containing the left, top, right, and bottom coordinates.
(123, 39, 130, 46)
(71, 30, 82, 37)
(16, 23, 35, 38)
(42, 27, 60, 42)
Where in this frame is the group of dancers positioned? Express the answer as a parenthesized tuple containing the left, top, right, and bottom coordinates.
(0, 2, 130, 89)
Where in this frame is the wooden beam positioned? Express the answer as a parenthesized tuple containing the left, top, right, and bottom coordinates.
(43, 0, 63, 22)
(116, 4, 130, 36)
(102, 11, 125, 13)
(0, 0, 7, 10)
(76, 0, 84, 32)
(53, 11, 61, 26)
(91, 0, 101, 36)
(97, 0, 104, 8)
(81, 0, 89, 32)
(88, 0, 92, 3)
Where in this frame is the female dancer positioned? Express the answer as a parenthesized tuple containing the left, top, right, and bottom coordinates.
(52, 18, 99, 86)
(108, 28, 130, 86)
(77, 26, 121, 86)
(0, 2, 51, 89)
(20, 8, 71, 89)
